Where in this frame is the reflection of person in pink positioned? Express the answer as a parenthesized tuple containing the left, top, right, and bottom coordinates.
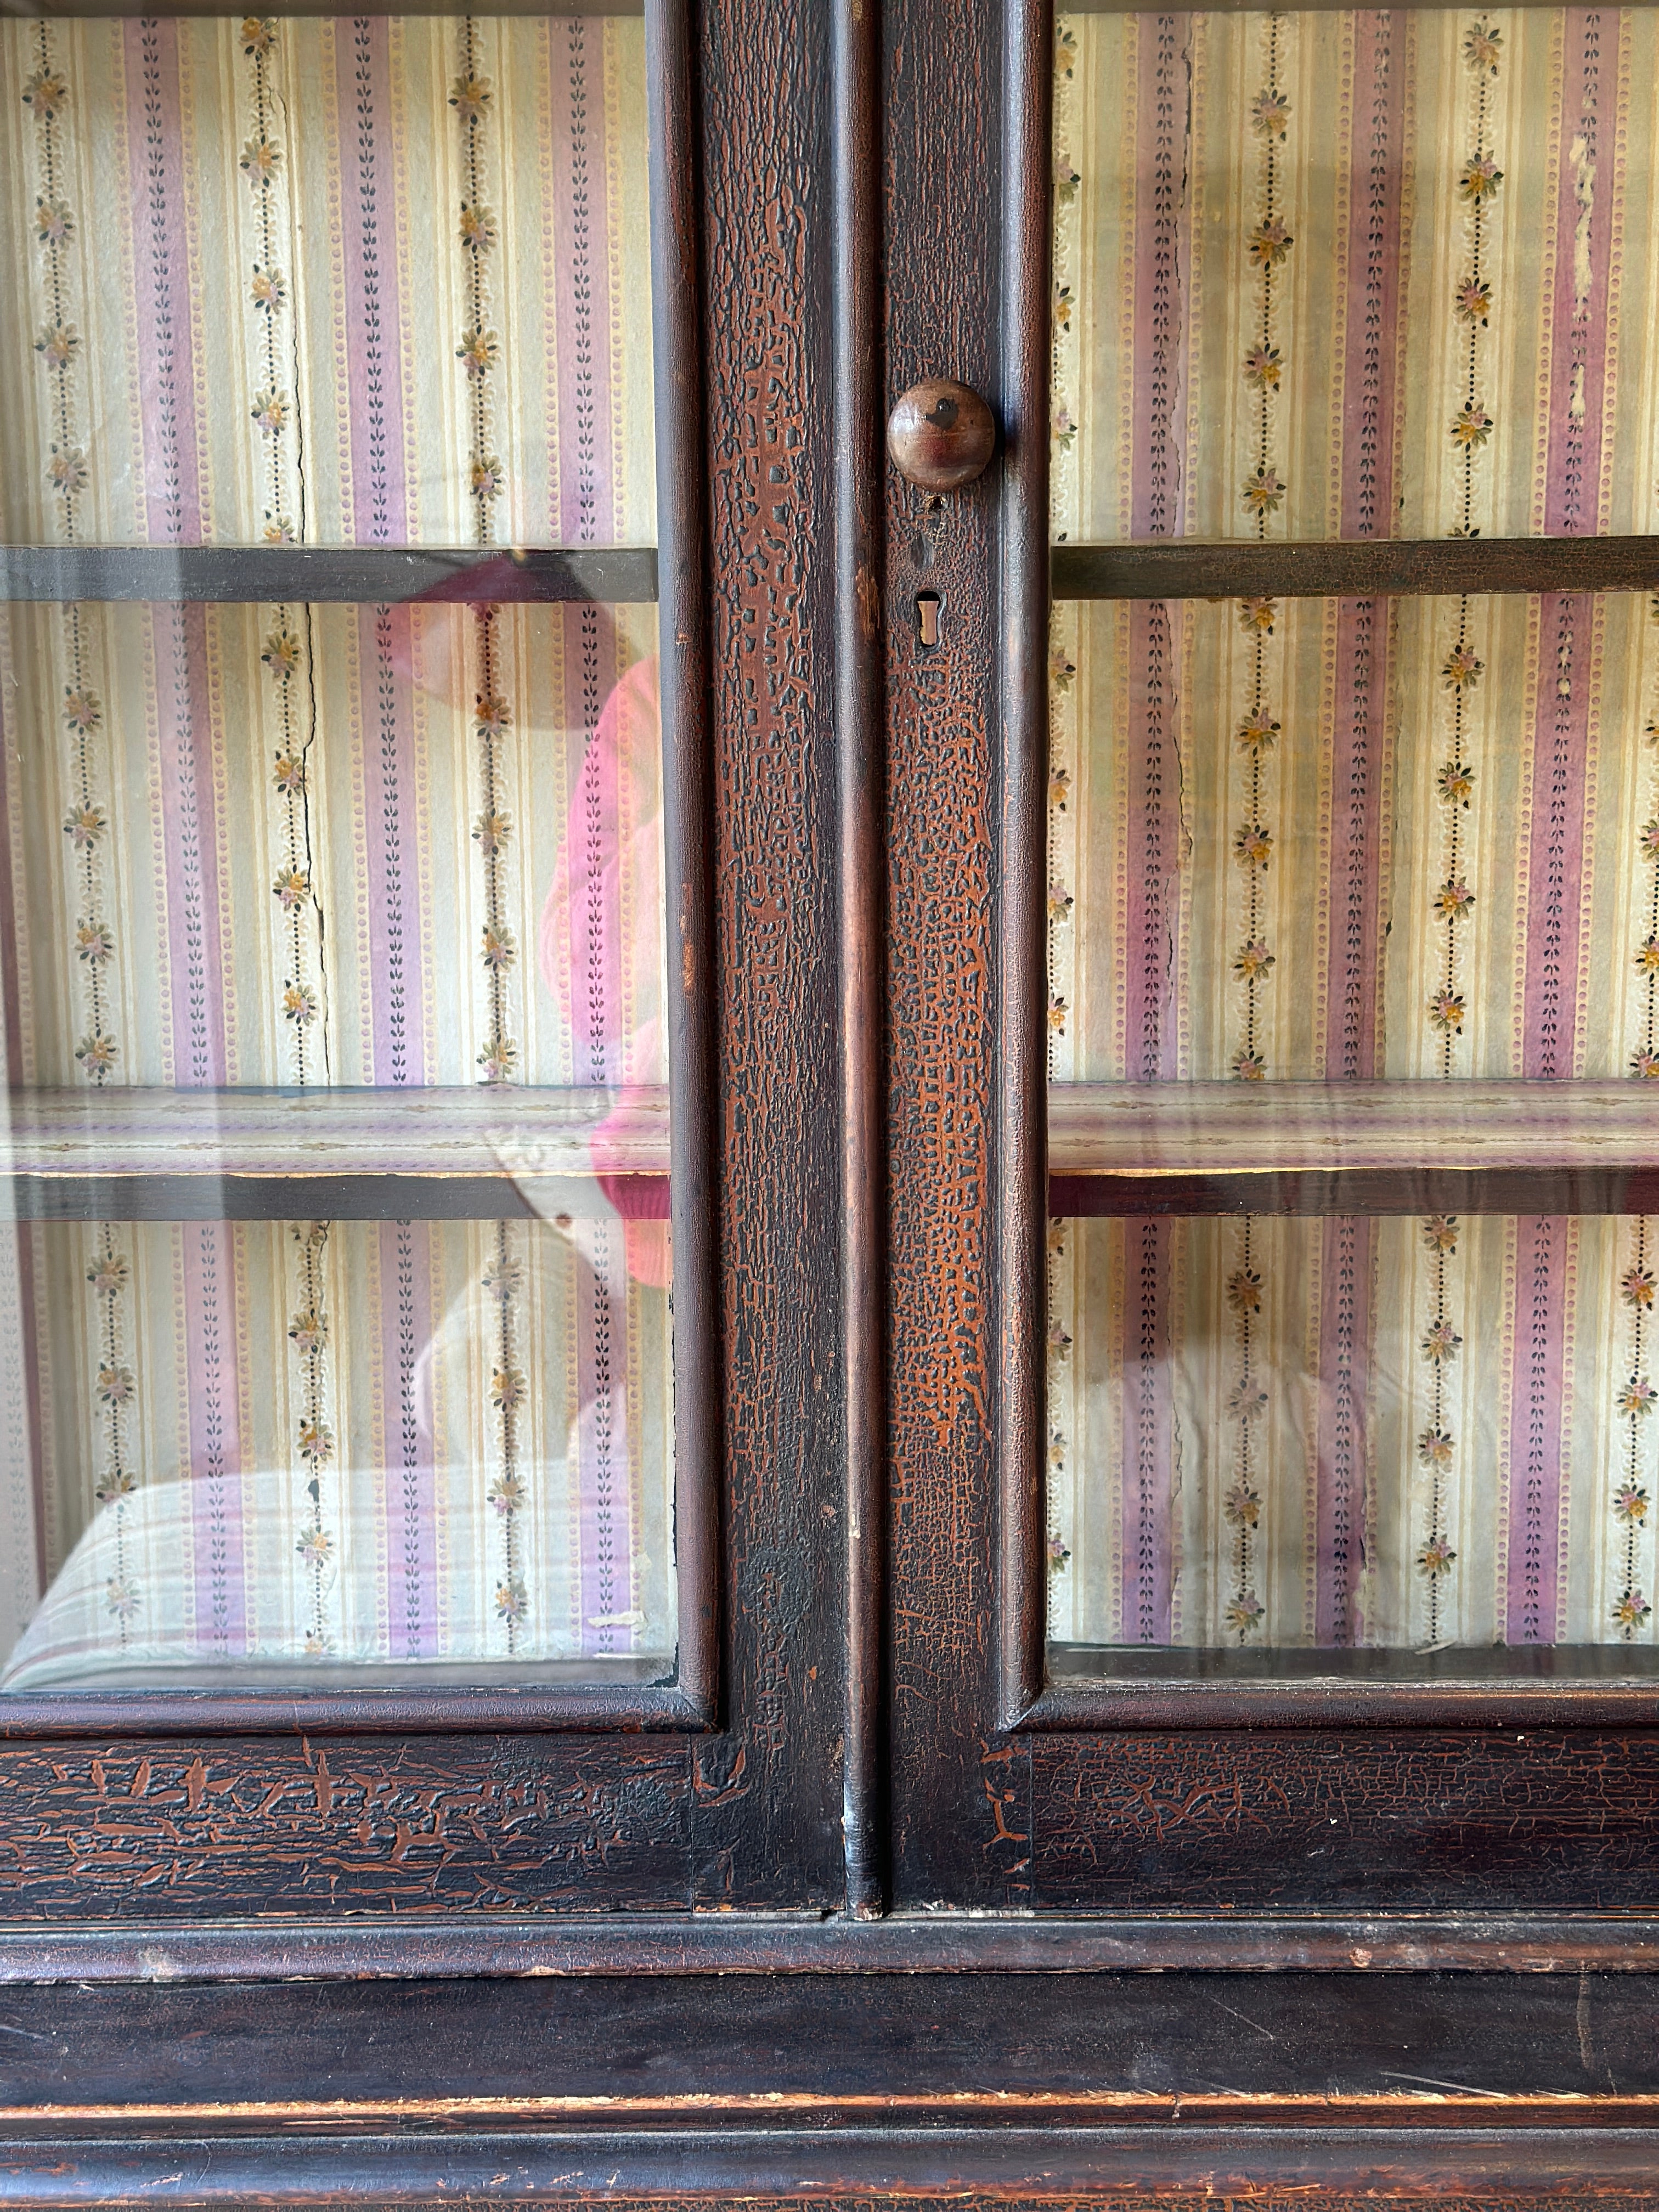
(540, 650, 671, 1288)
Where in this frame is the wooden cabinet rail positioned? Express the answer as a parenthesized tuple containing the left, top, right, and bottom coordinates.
(1049, 1079, 1659, 1217)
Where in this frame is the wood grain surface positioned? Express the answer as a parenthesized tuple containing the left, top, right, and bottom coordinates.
(833, 0, 888, 1921)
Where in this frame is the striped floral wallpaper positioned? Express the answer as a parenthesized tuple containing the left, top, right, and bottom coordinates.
(0, 16, 671, 1684)
(1049, 8, 1659, 1650)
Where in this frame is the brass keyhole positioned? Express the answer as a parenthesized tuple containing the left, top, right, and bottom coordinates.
(916, 591, 941, 649)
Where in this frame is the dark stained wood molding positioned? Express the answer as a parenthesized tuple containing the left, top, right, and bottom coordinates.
(1029, 1652, 1659, 1731)
(1051, 534, 1659, 602)
(0, 1681, 704, 1737)
(998, 0, 1053, 1740)
(7, 1911, 1659, 1981)
(648, 0, 721, 1735)
(7, 1971, 1659, 2106)
(0, 545, 657, 605)
(835, 0, 888, 1921)
(4, 1976, 1659, 2196)
(9, 2126, 1659, 2202)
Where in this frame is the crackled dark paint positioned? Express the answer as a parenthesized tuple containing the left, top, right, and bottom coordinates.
(884, 0, 1032, 1912)
(692, 0, 844, 1906)
(1032, 1731, 1659, 1910)
(0, 1737, 689, 1915)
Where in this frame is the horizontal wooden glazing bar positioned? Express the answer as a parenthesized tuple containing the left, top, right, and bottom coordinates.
(0, 544, 658, 604)
(1036, 1640, 1659, 1729)
(3, 1085, 670, 1221)
(1048, 1641, 1659, 1683)
(1049, 1079, 1659, 1216)
(1051, 534, 1659, 601)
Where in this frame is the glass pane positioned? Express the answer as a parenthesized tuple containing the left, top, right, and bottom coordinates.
(1048, 1210, 1659, 1654)
(1052, 8, 1656, 546)
(0, 16, 655, 548)
(0, 17, 676, 1691)
(1048, 4, 1659, 1667)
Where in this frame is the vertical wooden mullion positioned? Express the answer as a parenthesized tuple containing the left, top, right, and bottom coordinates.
(646, 0, 719, 1728)
(997, 0, 1054, 1734)
(834, 0, 888, 1918)
(885, 0, 1039, 1909)
(689, 0, 847, 1908)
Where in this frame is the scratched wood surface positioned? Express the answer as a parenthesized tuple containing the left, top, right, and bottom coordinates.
(5, 1977, 1659, 2198)
(4, 2149, 1659, 2200)
(4, 1971, 1659, 2105)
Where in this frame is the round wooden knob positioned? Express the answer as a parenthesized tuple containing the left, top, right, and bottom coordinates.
(885, 378, 996, 493)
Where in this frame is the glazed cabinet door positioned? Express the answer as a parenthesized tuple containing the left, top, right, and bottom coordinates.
(883, 0, 1659, 1945)
(0, 0, 851, 1956)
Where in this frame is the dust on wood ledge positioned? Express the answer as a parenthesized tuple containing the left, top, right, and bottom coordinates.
(1049, 1079, 1659, 1216)
(3, 1085, 670, 1222)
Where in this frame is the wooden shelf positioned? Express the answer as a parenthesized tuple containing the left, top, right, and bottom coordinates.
(3, 1086, 669, 1222)
(1048, 1080, 1659, 1216)
(0, 545, 657, 606)
(1051, 534, 1659, 602)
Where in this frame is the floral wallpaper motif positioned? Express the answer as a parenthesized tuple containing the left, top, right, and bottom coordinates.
(0, 17, 669, 1683)
(1050, 7, 1659, 1650)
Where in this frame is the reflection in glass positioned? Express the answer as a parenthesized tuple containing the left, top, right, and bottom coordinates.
(1, 1212, 673, 1690)
(1048, 7, 1659, 1658)
(0, 18, 674, 1689)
